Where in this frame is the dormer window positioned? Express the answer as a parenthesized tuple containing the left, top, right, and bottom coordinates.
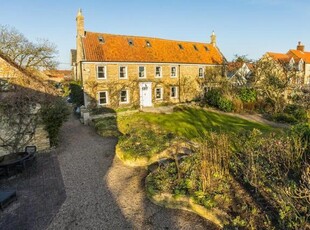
(178, 44, 184, 50)
(204, 46, 209, 51)
(146, 40, 151, 47)
(128, 39, 134, 46)
(98, 36, 105, 43)
(193, 45, 198, 51)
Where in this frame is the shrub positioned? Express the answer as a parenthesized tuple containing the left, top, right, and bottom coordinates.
(272, 113, 297, 124)
(290, 123, 310, 154)
(218, 97, 233, 112)
(232, 98, 243, 113)
(238, 87, 257, 103)
(284, 104, 308, 123)
(243, 101, 256, 112)
(68, 81, 84, 106)
(205, 89, 234, 112)
(40, 98, 70, 146)
(205, 88, 222, 107)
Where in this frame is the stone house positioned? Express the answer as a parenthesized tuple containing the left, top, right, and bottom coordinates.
(264, 42, 310, 86)
(0, 52, 54, 156)
(72, 9, 226, 109)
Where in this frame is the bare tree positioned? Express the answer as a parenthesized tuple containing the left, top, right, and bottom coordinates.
(0, 25, 58, 70)
(253, 58, 299, 113)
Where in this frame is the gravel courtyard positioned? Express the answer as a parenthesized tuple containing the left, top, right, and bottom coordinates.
(48, 114, 218, 229)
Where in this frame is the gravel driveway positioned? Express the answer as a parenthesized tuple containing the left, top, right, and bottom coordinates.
(48, 115, 217, 230)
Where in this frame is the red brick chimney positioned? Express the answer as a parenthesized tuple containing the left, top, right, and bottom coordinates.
(297, 41, 305, 52)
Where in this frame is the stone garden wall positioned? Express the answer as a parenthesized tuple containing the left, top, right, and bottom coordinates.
(0, 124, 50, 157)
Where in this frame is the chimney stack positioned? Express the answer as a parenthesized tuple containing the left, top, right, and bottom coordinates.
(297, 41, 305, 52)
(210, 31, 216, 47)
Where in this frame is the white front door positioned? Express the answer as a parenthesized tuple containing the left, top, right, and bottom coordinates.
(139, 82, 152, 107)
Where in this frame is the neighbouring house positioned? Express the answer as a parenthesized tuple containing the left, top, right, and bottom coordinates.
(263, 42, 310, 86)
(72, 9, 226, 109)
(0, 52, 57, 156)
(226, 62, 254, 86)
(44, 70, 72, 83)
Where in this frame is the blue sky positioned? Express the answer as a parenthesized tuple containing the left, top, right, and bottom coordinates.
(0, 0, 309, 69)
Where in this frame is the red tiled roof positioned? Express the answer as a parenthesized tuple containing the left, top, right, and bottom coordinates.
(82, 32, 224, 65)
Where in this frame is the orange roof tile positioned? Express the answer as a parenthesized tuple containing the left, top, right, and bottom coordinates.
(287, 49, 310, 63)
(82, 32, 224, 65)
(267, 52, 291, 62)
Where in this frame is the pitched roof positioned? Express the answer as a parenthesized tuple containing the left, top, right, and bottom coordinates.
(44, 70, 72, 78)
(287, 49, 310, 63)
(0, 51, 58, 96)
(266, 52, 291, 62)
(81, 32, 224, 65)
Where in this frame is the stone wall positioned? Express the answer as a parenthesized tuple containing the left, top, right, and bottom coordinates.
(0, 124, 50, 157)
(81, 62, 215, 108)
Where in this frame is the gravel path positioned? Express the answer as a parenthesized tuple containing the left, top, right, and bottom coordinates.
(48, 115, 217, 230)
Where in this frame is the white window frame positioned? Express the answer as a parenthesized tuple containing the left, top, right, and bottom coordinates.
(170, 66, 177, 78)
(155, 66, 162, 78)
(170, 86, 178, 98)
(138, 66, 146, 78)
(98, 91, 109, 105)
(155, 87, 163, 100)
(120, 89, 129, 104)
(97, 66, 107, 79)
(119, 66, 128, 79)
(198, 67, 204, 78)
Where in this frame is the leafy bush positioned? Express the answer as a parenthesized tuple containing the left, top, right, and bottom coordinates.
(272, 113, 298, 124)
(40, 98, 70, 146)
(231, 129, 309, 229)
(290, 123, 310, 154)
(205, 89, 234, 112)
(68, 81, 84, 106)
(272, 104, 308, 124)
(238, 87, 257, 103)
(218, 97, 233, 112)
(205, 88, 222, 107)
(284, 104, 308, 123)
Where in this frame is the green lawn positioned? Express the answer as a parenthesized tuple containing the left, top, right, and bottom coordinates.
(117, 106, 278, 139)
(94, 106, 281, 161)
